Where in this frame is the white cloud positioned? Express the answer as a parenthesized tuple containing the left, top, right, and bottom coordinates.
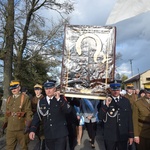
(40, 0, 150, 78)
(116, 63, 131, 77)
(69, 0, 150, 77)
(70, 0, 115, 25)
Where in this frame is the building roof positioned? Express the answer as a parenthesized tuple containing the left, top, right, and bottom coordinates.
(124, 69, 150, 84)
(124, 74, 140, 83)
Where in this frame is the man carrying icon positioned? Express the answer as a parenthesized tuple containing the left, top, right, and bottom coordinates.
(29, 80, 72, 150)
(98, 82, 134, 150)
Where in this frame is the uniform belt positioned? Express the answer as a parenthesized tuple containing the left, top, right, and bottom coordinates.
(138, 119, 150, 124)
(11, 112, 18, 117)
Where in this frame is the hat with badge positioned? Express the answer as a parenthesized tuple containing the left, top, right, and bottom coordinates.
(144, 83, 150, 93)
(126, 83, 134, 89)
(43, 80, 56, 89)
(34, 84, 42, 90)
(110, 82, 121, 91)
(10, 80, 20, 90)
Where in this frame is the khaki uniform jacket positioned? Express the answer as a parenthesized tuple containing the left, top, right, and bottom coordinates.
(133, 97, 150, 139)
(124, 93, 137, 109)
(5, 93, 33, 131)
(31, 94, 44, 114)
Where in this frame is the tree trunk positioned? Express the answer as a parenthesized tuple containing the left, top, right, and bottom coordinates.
(1, 0, 14, 113)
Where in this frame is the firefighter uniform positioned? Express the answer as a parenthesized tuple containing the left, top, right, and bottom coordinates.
(98, 83, 134, 150)
(133, 84, 150, 150)
(4, 81, 33, 150)
(30, 80, 72, 150)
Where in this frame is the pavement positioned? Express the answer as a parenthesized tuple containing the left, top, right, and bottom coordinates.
(74, 125, 105, 150)
(0, 124, 106, 150)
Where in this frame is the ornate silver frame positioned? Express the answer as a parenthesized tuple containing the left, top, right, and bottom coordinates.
(60, 25, 116, 99)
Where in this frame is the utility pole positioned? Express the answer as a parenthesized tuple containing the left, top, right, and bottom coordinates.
(129, 59, 133, 76)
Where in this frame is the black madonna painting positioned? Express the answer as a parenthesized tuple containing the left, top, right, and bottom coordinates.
(60, 25, 116, 99)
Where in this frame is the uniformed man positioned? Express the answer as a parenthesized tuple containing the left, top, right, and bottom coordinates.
(98, 82, 134, 150)
(31, 84, 44, 114)
(2, 80, 33, 150)
(31, 83, 45, 150)
(133, 83, 150, 150)
(124, 83, 137, 109)
(124, 83, 137, 150)
(29, 80, 72, 150)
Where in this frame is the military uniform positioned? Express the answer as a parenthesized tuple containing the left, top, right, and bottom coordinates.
(4, 81, 33, 150)
(30, 80, 72, 150)
(98, 83, 134, 150)
(133, 96, 150, 150)
(32, 94, 44, 114)
(31, 93, 44, 137)
(31, 84, 45, 150)
(124, 93, 137, 108)
(32, 84, 44, 114)
(124, 83, 137, 150)
(124, 83, 137, 109)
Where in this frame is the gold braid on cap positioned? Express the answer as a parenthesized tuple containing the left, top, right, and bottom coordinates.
(10, 81, 20, 86)
(34, 84, 42, 89)
(144, 84, 150, 89)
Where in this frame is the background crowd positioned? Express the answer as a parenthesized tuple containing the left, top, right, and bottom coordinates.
(0, 80, 150, 150)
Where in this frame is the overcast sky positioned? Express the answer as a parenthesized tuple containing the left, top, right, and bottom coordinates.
(68, 0, 150, 78)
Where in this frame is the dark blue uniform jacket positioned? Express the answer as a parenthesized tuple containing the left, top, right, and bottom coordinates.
(98, 96, 134, 141)
(30, 95, 72, 139)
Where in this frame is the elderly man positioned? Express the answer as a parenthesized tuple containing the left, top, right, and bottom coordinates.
(2, 80, 33, 150)
(98, 82, 134, 150)
(29, 80, 72, 150)
(133, 83, 150, 150)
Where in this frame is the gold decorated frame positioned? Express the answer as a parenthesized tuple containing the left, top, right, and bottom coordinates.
(60, 25, 116, 100)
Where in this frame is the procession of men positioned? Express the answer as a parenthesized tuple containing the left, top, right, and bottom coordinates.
(0, 78, 150, 150)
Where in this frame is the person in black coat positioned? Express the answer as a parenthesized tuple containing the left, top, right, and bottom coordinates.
(29, 80, 72, 150)
(98, 82, 134, 150)
(66, 97, 80, 150)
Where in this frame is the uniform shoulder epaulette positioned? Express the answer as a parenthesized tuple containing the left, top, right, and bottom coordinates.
(6, 96, 12, 104)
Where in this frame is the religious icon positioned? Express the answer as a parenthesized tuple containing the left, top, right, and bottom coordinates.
(60, 25, 116, 99)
